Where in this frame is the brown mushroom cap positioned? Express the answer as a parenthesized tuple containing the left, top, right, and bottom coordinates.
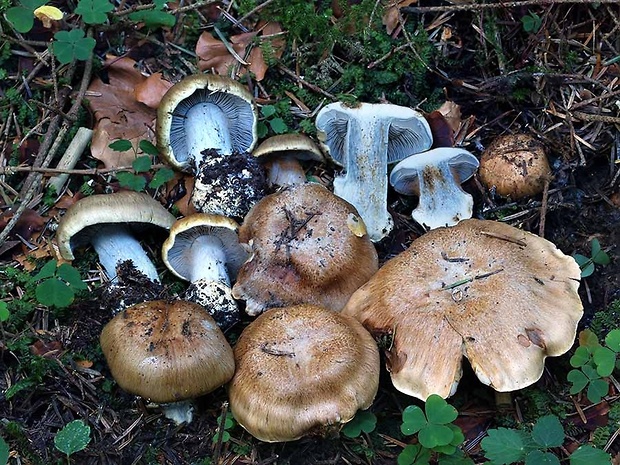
(228, 304, 380, 442)
(479, 134, 552, 199)
(342, 219, 583, 400)
(100, 300, 235, 403)
(231, 183, 379, 315)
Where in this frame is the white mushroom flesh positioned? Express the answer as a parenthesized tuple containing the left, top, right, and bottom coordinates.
(183, 103, 233, 166)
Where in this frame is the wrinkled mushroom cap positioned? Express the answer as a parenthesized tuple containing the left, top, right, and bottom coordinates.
(228, 304, 380, 442)
(232, 183, 379, 315)
(56, 191, 176, 260)
(156, 74, 258, 171)
(100, 300, 235, 403)
(162, 213, 248, 281)
(342, 219, 583, 400)
(479, 134, 551, 199)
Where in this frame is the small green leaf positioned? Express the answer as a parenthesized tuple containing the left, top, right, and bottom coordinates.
(569, 445, 611, 465)
(269, 117, 288, 134)
(139, 139, 159, 156)
(580, 262, 595, 278)
(108, 139, 134, 152)
(116, 172, 147, 192)
(581, 364, 601, 380)
(128, 10, 176, 28)
(0, 435, 9, 465)
(0, 301, 9, 322)
(54, 420, 91, 456)
(438, 449, 475, 465)
(132, 155, 152, 173)
(75, 0, 113, 24)
(570, 346, 592, 367)
(425, 394, 458, 425)
(257, 121, 268, 139)
(592, 250, 610, 266)
(5, 379, 35, 399)
(57, 264, 87, 290)
(260, 105, 277, 117)
(398, 444, 432, 465)
(418, 424, 454, 449)
(149, 167, 175, 189)
(36, 279, 75, 307)
(531, 415, 564, 448)
(579, 329, 601, 349)
(33, 259, 58, 281)
(448, 423, 465, 446)
(402, 405, 427, 435)
(567, 369, 589, 394)
(593, 346, 616, 377)
(6, 6, 35, 33)
(341, 410, 376, 438)
(605, 329, 620, 353)
(481, 428, 527, 465)
(525, 449, 560, 465)
(212, 430, 230, 443)
(590, 238, 602, 258)
(572, 253, 591, 268)
(53, 29, 96, 64)
(586, 379, 609, 403)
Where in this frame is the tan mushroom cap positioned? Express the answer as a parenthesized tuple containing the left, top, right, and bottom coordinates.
(231, 183, 379, 315)
(228, 304, 380, 442)
(252, 134, 324, 161)
(100, 300, 235, 403)
(342, 219, 583, 400)
(56, 191, 176, 260)
(479, 134, 552, 199)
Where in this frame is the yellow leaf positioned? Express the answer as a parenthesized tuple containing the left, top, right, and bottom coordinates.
(34, 5, 64, 28)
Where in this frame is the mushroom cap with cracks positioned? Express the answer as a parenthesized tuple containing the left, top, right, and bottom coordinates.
(342, 219, 583, 400)
(56, 191, 176, 282)
(252, 134, 324, 187)
(389, 147, 480, 230)
(315, 102, 433, 242)
(100, 299, 235, 404)
(228, 304, 380, 442)
(156, 74, 258, 171)
(231, 182, 378, 316)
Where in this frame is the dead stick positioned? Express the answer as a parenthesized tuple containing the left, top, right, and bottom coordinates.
(538, 178, 550, 238)
(403, 0, 620, 14)
(0, 164, 166, 176)
(278, 64, 337, 100)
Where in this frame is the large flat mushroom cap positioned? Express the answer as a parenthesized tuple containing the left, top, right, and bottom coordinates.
(342, 219, 583, 400)
(56, 191, 176, 260)
(228, 304, 380, 442)
(100, 300, 235, 403)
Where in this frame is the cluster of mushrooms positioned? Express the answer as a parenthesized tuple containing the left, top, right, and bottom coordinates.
(54, 74, 582, 442)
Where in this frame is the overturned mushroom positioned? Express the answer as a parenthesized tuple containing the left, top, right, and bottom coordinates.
(252, 133, 324, 187)
(232, 182, 378, 316)
(228, 304, 380, 442)
(100, 299, 235, 424)
(56, 191, 175, 283)
(342, 219, 583, 400)
(162, 213, 249, 329)
(156, 74, 258, 171)
(315, 102, 432, 241)
(389, 147, 480, 230)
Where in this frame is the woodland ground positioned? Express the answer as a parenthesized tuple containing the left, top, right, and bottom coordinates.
(0, 0, 619, 464)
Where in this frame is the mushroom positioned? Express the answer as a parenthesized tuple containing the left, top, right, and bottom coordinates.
(342, 219, 583, 400)
(56, 191, 176, 283)
(231, 182, 379, 316)
(252, 133, 324, 187)
(228, 304, 380, 442)
(389, 147, 480, 230)
(161, 213, 249, 329)
(315, 102, 433, 242)
(156, 74, 258, 171)
(100, 299, 235, 424)
(479, 134, 552, 199)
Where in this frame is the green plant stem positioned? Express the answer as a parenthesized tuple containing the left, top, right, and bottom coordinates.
(212, 402, 229, 463)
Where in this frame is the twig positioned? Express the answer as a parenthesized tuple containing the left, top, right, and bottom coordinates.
(403, 0, 620, 14)
(538, 178, 550, 238)
(0, 164, 166, 176)
(277, 64, 337, 100)
(47, 127, 94, 194)
(237, 0, 277, 23)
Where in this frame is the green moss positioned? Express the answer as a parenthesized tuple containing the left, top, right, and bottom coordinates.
(589, 299, 620, 337)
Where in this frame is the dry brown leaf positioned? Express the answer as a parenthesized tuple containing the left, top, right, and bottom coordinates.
(87, 56, 158, 168)
(382, 0, 417, 35)
(134, 72, 173, 109)
(437, 100, 463, 134)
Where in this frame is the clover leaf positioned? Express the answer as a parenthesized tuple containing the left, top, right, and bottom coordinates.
(75, 0, 113, 25)
(6, 0, 47, 33)
(401, 395, 459, 449)
(341, 410, 376, 438)
(52, 29, 96, 64)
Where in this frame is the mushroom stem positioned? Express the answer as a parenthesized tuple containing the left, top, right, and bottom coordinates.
(90, 224, 160, 282)
(161, 400, 194, 425)
(335, 117, 392, 242)
(266, 157, 307, 186)
(184, 103, 233, 166)
(185, 235, 230, 285)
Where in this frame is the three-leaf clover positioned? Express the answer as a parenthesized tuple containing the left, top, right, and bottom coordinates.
(5, 0, 47, 33)
(401, 395, 462, 453)
(212, 412, 235, 444)
(341, 410, 377, 438)
(52, 29, 96, 64)
(54, 420, 91, 457)
(573, 239, 610, 278)
(33, 260, 87, 308)
(74, 0, 113, 25)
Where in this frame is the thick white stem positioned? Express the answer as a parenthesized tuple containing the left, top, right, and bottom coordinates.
(267, 157, 307, 186)
(90, 224, 159, 282)
(186, 235, 230, 286)
(185, 103, 233, 166)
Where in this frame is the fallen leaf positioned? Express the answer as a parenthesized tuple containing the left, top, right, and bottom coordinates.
(437, 100, 463, 134)
(87, 56, 160, 168)
(383, 0, 418, 35)
(426, 111, 455, 148)
(74, 359, 93, 368)
(134, 72, 173, 109)
(0, 208, 45, 241)
(30, 339, 63, 358)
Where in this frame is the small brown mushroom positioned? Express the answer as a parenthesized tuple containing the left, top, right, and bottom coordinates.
(231, 183, 378, 316)
(479, 134, 552, 199)
(228, 304, 380, 442)
(342, 219, 583, 400)
(100, 299, 235, 423)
